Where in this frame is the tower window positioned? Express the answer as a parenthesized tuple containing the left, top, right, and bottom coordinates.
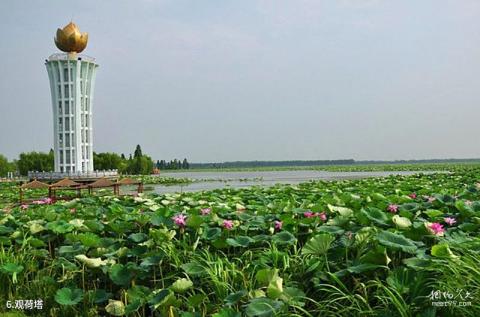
(64, 85, 69, 98)
(65, 118, 70, 131)
(81, 64, 87, 78)
(64, 68, 69, 82)
(58, 101, 62, 115)
(65, 101, 69, 114)
(65, 133, 70, 147)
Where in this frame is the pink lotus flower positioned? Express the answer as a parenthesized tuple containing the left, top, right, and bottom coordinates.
(409, 193, 417, 199)
(444, 217, 456, 226)
(70, 208, 76, 214)
(428, 222, 445, 236)
(274, 220, 283, 230)
(201, 208, 211, 215)
(304, 211, 315, 218)
(20, 204, 29, 210)
(172, 214, 187, 227)
(43, 197, 53, 204)
(32, 200, 46, 205)
(387, 204, 399, 213)
(465, 200, 473, 206)
(317, 212, 327, 221)
(223, 220, 234, 230)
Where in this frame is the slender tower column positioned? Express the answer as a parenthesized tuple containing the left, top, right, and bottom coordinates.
(45, 22, 97, 174)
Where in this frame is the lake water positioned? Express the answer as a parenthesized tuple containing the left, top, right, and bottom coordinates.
(148, 170, 432, 194)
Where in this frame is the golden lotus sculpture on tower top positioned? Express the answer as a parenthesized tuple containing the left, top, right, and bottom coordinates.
(54, 22, 88, 53)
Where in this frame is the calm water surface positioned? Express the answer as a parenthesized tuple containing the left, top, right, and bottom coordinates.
(148, 170, 434, 194)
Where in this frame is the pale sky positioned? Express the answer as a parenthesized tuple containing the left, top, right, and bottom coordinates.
(1, 0, 480, 162)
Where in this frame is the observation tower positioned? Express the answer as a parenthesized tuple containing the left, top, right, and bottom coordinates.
(46, 22, 95, 174)
(29, 22, 117, 181)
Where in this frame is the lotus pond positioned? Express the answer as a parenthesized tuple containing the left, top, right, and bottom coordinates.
(0, 168, 480, 316)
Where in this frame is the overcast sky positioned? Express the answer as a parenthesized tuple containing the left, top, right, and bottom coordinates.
(1, 0, 479, 162)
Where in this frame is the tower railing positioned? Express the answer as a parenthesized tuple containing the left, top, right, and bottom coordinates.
(47, 53, 96, 63)
(28, 170, 118, 180)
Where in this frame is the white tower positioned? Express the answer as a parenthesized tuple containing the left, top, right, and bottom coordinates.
(45, 22, 97, 174)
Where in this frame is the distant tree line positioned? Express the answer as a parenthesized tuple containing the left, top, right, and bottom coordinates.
(189, 158, 480, 169)
(0, 145, 193, 177)
(155, 158, 190, 170)
(355, 159, 480, 165)
(0, 145, 155, 176)
(3, 151, 480, 177)
(190, 159, 356, 169)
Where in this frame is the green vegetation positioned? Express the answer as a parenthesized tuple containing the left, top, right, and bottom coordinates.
(131, 176, 193, 186)
(190, 158, 480, 169)
(0, 145, 156, 177)
(16, 151, 55, 176)
(0, 165, 479, 316)
(93, 147, 192, 173)
(93, 145, 152, 175)
(167, 162, 477, 174)
(0, 155, 16, 178)
(155, 158, 190, 170)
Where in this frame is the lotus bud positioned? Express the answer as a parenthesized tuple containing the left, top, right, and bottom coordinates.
(54, 22, 88, 54)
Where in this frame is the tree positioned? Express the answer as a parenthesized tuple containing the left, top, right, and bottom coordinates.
(126, 155, 153, 175)
(182, 158, 189, 169)
(94, 152, 123, 171)
(17, 151, 54, 176)
(134, 145, 143, 158)
(0, 154, 15, 177)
